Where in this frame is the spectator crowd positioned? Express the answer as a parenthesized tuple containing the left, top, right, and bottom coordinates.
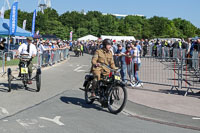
(70, 37, 200, 87)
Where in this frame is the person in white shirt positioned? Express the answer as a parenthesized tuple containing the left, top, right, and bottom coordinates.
(18, 37, 37, 84)
(38, 40, 46, 66)
(131, 43, 143, 88)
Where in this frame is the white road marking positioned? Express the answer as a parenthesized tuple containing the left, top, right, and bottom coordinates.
(0, 107, 9, 116)
(192, 117, 200, 120)
(39, 116, 64, 126)
(74, 65, 88, 72)
(74, 66, 83, 72)
(16, 119, 38, 129)
(3, 120, 8, 122)
(82, 65, 89, 67)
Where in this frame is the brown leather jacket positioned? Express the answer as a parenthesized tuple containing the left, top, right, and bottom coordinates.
(91, 48, 116, 74)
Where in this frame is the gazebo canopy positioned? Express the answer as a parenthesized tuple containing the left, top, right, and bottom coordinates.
(0, 19, 31, 37)
(78, 35, 98, 41)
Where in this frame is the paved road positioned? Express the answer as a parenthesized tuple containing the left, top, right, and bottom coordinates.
(0, 53, 199, 133)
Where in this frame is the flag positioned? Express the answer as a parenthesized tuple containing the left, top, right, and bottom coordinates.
(70, 31, 73, 41)
(23, 20, 26, 30)
(36, 30, 39, 35)
(1, 7, 5, 19)
(9, 2, 18, 35)
(31, 9, 37, 37)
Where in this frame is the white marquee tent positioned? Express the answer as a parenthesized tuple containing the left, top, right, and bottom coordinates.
(101, 35, 136, 41)
(78, 35, 98, 41)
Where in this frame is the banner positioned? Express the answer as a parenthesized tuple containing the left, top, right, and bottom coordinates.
(31, 9, 37, 37)
(9, 2, 18, 35)
(1, 7, 5, 19)
(70, 31, 73, 41)
(23, 20, 26, 30)
(36, 30, 40, 35)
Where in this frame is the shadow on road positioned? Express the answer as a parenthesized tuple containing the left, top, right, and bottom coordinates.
(60, 96, 109, 113)
(0, 83, 38, 93)
(0, 87, 9, 92)
(0, 83, 23, 92)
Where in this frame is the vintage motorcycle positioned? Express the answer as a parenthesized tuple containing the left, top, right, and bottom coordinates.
(83, 64, 127, 114)
(7, 54, 41, 92)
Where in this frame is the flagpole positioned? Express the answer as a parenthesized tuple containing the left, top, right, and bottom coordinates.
(8, 35, 10, 51)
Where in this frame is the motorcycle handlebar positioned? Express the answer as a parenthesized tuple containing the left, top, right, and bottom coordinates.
(100, 64, 121, 73)
(17, 54, 32, 60)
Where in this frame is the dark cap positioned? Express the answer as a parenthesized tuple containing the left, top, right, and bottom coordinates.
(117, 43, 122, 47)
(135, 41, 139, 44)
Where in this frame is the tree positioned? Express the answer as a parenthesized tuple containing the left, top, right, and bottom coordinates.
(45, 20, 68, 39)
(77, 28, 88, 38)
(173, 18, 197, 38)
(44, 8, 59, 21)
(196, 28, 200, 37)
(3, 8, 199, 40)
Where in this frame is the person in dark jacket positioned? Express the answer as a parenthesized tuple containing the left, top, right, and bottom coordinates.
(0, 38, 6, 51)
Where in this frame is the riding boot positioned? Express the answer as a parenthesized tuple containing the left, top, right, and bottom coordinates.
(90, 79, 97, 99)
(29, 73, 32, 80)
(18, 71, 21, 77)
(18, 63, 22, 77)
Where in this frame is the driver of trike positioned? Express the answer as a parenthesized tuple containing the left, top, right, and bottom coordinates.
(17, 37, 37, 84)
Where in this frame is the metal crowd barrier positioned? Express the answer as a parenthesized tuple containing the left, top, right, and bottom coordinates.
(161, 47, 170, 58)
(0, 51, 21, 76)
(114, 46, 200, 96)
(147, 46, 187, 59)
(1, 51, 15, 75)
(173, 49, 186, 60)
(146, 45, 153, 56)
(130, 57, 180, 88)
(37, 48, 70, 67)
(192, 51, 199, 71)
(118, 53, 200, 96)
(0, 48, 70, 76)
(179, 55, 200, 96)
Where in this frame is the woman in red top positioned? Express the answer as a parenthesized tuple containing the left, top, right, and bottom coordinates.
(125, 44, 133, 82)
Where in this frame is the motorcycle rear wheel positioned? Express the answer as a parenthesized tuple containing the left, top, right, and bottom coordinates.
(85, 81, 95, 104)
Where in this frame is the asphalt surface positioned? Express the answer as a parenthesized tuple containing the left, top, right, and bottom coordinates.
(0, 53, 199, 133)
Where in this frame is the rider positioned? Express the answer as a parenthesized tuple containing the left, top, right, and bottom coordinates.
(18, 37, 37, 84)
(91, 39, 117, 98)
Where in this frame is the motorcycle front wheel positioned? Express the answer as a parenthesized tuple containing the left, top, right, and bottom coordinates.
(107, 85, 127, 114)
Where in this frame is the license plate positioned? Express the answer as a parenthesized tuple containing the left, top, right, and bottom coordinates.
(114, 75, 121, 80)
(21, 68, 28, 74)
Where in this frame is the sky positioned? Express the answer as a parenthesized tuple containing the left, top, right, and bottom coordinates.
(1, 0, 199, 28)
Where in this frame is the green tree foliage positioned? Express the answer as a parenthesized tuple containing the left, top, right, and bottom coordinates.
(3, 8, 200, 40)
(173, 18, 197, 38)
(196, 28, 200, 37)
